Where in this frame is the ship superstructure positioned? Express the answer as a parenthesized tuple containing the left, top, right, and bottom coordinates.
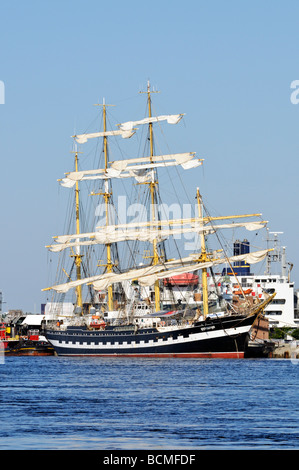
(208, 233, 297, 328)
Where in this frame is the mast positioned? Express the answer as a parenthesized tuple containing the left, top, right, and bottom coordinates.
(73, 150, 83, 309)
(145, 81, 160, 312)
(196, 187, 209, 318)
(93, 99, 114, 311)
(42, 148, 84, 309)
(103, 100, 114, 311)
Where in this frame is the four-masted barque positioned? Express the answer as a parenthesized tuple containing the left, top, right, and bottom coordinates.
(44, 83, 275, 357)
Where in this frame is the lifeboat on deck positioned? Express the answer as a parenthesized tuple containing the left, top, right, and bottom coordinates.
(163, 273, 199, 286)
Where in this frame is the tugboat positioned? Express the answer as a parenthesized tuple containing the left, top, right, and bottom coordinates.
(0, 319, 54, 356)
(5, 334, 54, 356)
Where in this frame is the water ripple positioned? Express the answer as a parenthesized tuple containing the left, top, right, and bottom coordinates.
(0, 357, 298, 449)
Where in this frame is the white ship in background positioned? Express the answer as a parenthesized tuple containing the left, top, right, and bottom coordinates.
(206, 232, 299, 329)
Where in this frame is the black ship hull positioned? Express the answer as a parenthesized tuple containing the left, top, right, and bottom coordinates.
(46, 314, 257, 358)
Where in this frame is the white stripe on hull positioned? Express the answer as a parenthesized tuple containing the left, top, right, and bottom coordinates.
(49, 324, 251, 351)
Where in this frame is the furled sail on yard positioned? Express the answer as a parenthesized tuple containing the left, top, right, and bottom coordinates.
(72, 114, 184, 144)
(118, 114, 184, 130)
(44, 248, 269, 294)
(46, 220, 267, 252)
(73, 129, 136, 144)
(59, 153, 203, 187)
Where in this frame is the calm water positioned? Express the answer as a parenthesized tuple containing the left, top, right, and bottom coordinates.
(0, 356, 298, 450)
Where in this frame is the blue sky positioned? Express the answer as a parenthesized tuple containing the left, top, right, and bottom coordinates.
(1, 0, 299, 312)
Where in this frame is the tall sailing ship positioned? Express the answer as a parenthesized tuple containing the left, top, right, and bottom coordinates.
(44, 83, 275, 357)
